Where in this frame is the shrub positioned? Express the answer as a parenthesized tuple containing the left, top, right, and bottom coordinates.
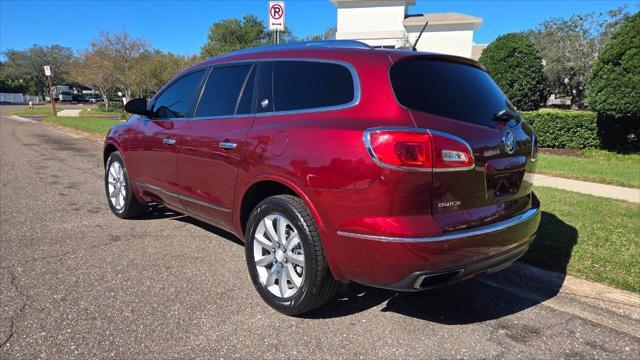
(596, 113, 639, 151)
(587, 13, 640, 118)
(97, 101, 124, 113)
(479, 33, 544, 111)
(522, 110, 599, 149)
(587, 13, 640, 151)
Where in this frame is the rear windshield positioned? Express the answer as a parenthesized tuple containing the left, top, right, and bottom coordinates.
(390, 58, 515, 127)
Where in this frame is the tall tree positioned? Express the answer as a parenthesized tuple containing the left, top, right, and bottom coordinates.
(527, 8, 631, 108)
(302, 26, 337, 42)
(0, 45, 74, 96)
(201, 14, 270, 57)
(131, 50, 201, 98)
(90, 31, 149, 100)
(479, 33, 545, 111)
(70, 46, 116, 111)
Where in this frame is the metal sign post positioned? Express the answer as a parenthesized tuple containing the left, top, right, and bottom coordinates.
(269, 1, 285, 44)
(43, 65, 57, 116)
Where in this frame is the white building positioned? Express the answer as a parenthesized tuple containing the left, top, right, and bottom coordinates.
(330, 0, 485, 59)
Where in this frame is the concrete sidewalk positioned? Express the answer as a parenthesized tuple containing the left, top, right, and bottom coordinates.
(534, 174, 640, 204)
(56, 109, 81, 117)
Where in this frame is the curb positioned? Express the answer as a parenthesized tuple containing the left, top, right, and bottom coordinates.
(482, 262, 640, 337)
(8, 115, 35, 123)
(7, 115, 104, 146)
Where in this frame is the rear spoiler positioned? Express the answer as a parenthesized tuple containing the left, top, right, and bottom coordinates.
(387, 51, 487, 72)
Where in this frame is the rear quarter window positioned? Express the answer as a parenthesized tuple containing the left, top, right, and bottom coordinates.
(273, 61, 355, 112)
(390, 58, 514, 127)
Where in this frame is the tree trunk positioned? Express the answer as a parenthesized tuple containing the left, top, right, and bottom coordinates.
(124, 88, 132, 103)
(100, 88, 109, 111)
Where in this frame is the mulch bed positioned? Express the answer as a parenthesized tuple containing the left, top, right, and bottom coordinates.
(539, 148, 584, 157)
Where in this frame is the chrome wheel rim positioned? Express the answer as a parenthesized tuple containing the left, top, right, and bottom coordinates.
(107, 161, 126, 212)
(253, 213, 305, 298)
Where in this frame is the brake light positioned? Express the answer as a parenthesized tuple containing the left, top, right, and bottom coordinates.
(365, 128, 474, 171)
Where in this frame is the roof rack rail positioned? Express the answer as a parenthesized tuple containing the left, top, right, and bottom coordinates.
(212, 40, 372, 59)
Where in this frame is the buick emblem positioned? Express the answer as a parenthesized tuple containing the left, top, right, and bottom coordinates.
(503, 130, 516, 154)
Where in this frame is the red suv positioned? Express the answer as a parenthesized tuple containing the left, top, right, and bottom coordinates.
(104, 41, 540, 315)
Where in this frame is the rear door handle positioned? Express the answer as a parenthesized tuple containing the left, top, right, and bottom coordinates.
(163, 138, 176, 145)
(219, 141, 237, 150)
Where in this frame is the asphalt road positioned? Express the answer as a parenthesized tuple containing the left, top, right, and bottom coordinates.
(1, 107, 638, 358)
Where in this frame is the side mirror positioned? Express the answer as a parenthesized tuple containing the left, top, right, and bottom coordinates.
(124, 98, 150, 116)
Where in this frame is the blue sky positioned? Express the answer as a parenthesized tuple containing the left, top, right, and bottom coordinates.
(1, 0, 638, 56)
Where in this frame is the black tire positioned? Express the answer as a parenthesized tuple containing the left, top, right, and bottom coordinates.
(104, 151, 146, 219)
(245, 195, 338, 315)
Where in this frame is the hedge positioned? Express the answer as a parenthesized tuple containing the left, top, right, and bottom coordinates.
(522, 110, 599, 149)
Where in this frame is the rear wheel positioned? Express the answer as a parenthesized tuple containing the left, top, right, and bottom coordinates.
(105, 151, 145, 218)
(245, 195, 337, 315)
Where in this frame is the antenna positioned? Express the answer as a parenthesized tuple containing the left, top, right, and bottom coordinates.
(412, 20, 429, 51)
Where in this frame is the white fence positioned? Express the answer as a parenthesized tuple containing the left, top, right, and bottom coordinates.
(0, 93, 41, 104)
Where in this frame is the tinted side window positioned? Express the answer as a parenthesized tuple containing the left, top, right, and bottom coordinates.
(153, 70, 206, 119)
(273, 61, 355, 112)
(195, 65, 253, 117)
(236, 66, 256, 115)
(254, 61, 273, 113)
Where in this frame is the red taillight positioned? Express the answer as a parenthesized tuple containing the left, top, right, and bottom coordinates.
(365, 128, 474, 171)
(368, 131, 432, 169)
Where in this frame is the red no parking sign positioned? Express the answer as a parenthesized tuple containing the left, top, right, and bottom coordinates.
(269, 1, 285, 31)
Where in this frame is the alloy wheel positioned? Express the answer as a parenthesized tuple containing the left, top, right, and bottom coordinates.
(107, 161, 126, 211)
(253, 213, 305, 298)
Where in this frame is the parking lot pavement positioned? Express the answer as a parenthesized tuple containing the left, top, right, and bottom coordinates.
(1, 112, 638, 358)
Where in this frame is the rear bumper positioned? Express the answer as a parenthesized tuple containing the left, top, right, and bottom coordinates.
(379, 237, 533, 291)
(333, 204, 541, 290)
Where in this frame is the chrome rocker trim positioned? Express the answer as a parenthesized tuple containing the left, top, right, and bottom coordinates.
(337, 207, 540, 243)
(137, 182, 231, 213)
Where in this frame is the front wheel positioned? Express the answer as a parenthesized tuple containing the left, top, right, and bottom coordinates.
(245, 195, 337, 315)
(105, 151, 146, 218)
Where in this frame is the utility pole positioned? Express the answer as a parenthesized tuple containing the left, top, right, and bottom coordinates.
(44, 65, 57, 116)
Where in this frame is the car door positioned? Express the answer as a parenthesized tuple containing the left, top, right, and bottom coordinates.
(177, 63, 257, 228)
(137, 69, 207, 210)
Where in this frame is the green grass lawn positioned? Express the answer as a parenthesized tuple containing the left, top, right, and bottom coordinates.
(43, 116, 124, 136)
(523, 186, 640, 292)
(10, 107, 56, 116)
(536, 150, 640, 188)
(79, 109, 126, 117)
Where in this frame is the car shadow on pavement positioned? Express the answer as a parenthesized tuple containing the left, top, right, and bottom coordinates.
(136, 205, 578, 324)
(134, 204, 244, 246)
(304, 211, 578, 324)
(131, 203, 184, 220)
(174, 216, 244, 246)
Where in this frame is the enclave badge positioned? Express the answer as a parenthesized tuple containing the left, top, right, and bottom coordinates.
(503, 129, 516, 154)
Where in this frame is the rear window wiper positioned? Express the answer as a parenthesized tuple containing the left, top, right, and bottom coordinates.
(493, 109, 518, 122)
